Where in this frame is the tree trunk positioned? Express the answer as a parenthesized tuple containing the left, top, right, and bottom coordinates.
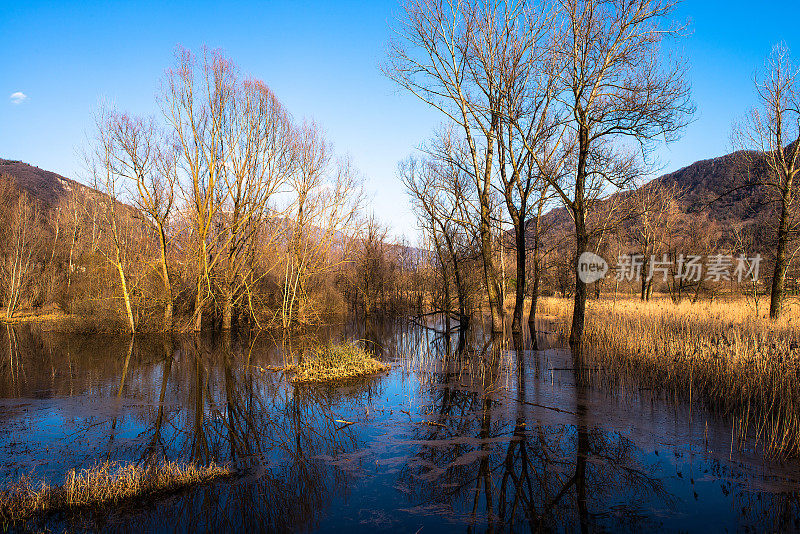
(570, 219, 589, 349)
(570, 128, 590, 349)
(770, 197, 791, 319)
(442, 231, 468, 325)
(164, 291, 174, 331)
(512, 220, 526, 332)
(159, 230, 173, 331)
(441, 259, 451, 320)
(222, 245, 236, 331)
(481, 205, 504, 333)
(67, 227, 76, 292)
(440, 253, 452, 336)
(528, 259, 540, 351)
(193, 275, 204, 332)
(222, 291, 233, 330)
(116, 262, 135, 334)
(640, 270, 648, 301)
(193, 240, 208, 332)
(528, 210, 542, 347)
(455, 260, 468, 326)
(477, 115, 503, 333)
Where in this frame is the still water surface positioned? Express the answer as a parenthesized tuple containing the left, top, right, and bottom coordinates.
(1, 319, 799, 532)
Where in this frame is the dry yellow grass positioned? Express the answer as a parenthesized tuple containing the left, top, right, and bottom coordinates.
(0, 311, 72, 324)
(539, 296, 800, 457)
(0, 460, 231, 525)
(287, 342, 391, 384)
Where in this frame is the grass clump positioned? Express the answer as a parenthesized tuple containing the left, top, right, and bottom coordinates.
(0, 460, 231, 525)
(287, 342, 391, 384)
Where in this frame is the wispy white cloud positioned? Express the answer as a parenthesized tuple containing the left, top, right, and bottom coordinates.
(9, 92, 27, 105)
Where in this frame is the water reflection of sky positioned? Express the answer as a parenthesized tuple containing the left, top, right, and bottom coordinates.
(1, 322, 799, 532)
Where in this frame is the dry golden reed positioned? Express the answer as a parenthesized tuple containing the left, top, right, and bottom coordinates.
(0, 460, 231, 525)
(540, 296, 800, 457)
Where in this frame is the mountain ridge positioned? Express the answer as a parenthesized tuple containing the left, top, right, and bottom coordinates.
(0, 158, 91, 208)
(0, 151, 782, 253)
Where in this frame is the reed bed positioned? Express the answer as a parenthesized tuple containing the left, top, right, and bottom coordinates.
(287, 342, 391, 384)
(539, 296, 800, 457)
(0, 460, 231, 525)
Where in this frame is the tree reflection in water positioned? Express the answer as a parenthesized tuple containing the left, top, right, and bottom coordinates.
(395, 326, 670, 532)
(1, 321, 800, 532)
(121, 332, 368, 532)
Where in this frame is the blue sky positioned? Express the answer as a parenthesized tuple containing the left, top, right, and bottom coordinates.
(1, 1, 799, 240)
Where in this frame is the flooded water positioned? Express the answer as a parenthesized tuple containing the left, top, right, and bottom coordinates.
(1, 318, 800, 532)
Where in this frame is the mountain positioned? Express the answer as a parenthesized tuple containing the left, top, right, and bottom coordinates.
(0, 158, 432, 262)
(531, 146, 781, 248)
(0, 158, 91, 208)
(1, 149, 781, 257)
(650, 149, 770, 226)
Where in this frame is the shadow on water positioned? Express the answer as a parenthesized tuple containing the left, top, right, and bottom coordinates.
(1, 319, 800, 532)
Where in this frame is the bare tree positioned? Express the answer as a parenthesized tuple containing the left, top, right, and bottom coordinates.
(401, 150, 475, 324)
(350, 215, 393, 319)
(0, 46, 400, 330)
(497, 110, 563, 331)
(627, 181, 684, 300)
(536, 0, 693, 347)
(282, 122, 363, 328)
(217, 79, 294, 329)
(733, 43, 800, 319)
(102, 111, 178, 330)
(162, 47, 233, 332)
(387, 0, 511, 332)
(283, 120, 330, 328)
(525, 166, 560, 343)
(2, 191, 42, 318)
(87, 107, 141, 333)
(472, 0, 565, 333)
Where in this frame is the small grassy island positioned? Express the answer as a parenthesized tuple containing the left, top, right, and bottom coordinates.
(286, 343, 391, 384)
(0, 461, 232, 525)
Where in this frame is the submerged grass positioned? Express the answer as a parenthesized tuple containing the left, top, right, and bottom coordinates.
(287, 342, 391, 384)
(540, 296, 800, 457)
(0, 460, 231, 525)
